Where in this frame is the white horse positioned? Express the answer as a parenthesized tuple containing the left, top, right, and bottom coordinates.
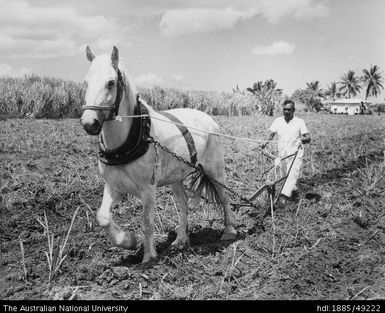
(80, 46, 237, 263)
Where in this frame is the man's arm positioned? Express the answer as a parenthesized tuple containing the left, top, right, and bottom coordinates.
(300, 120, 311, 144)
(261, 131, 275, 149)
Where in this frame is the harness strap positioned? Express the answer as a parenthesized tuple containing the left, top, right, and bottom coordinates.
(98, 100, 151, 165)
(158, 111, 198, 166)
(111, 69, 125, 120)
(81, 69, 125, 121)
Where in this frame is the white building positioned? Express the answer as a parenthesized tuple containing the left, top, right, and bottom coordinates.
(329, 99, 370, 115)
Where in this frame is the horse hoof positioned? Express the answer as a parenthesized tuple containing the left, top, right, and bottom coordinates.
(221, 232, 237, 241)
(115, 233, 137, 250)
(142, 253, 158, 263)
(171, 238, 190, 249)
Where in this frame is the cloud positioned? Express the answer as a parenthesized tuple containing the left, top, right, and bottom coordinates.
(135, 73, 187, 89)
(253, 0, 329, 23)
(172, 74, 183, 82)
(0, 63, 33, 77)
(251, 41, 295, 55)
(160, 7, 250, 37)
(0, 1, 329, 57)
(159, 0, 329, 36)
(0, 0, 131, 58)
(93, 38, 132, 52)
(135, 72, 164, 87)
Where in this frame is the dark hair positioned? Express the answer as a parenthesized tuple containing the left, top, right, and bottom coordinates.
(282, 99, 295, 111)
(282, 99, 295, 106)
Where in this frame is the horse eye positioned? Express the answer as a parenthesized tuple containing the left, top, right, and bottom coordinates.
(107, 80, 115, 88)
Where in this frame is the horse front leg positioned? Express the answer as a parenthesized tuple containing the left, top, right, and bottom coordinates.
(141, 187, 158, 263)
(97, 184, 137, 249)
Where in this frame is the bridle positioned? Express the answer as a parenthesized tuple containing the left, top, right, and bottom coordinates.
(81, 69, 125, 121)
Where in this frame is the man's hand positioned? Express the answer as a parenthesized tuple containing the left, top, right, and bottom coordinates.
(301, 134, 311, 144)
(262, 131, 275, 149)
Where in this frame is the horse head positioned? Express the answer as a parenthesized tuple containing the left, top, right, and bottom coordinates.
(80, 46, 123, 135)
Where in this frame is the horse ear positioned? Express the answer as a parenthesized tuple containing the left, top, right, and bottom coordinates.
(86, 46, 95, 62)
(111, 46, 119, 68)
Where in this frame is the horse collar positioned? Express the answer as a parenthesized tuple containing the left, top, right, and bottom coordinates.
(98, 99, 152, 165)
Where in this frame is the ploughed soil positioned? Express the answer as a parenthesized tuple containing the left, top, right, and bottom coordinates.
(1, 114, 385, 300)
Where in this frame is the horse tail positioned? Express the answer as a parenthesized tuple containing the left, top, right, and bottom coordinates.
(189, 164, 221, 205)
(188, 132, 225, 205)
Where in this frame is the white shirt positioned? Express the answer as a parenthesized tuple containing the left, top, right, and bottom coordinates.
(269, 116, 309, 156)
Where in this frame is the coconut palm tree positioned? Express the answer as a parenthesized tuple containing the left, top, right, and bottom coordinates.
(362, 65, 384, 100)
(246, 79, 282, 115)
(325, 82, 340, 101)
(338, 70, 361, 98)
(232, 84, 245, 95)
(306, 81, 323, 95)
(264, 79, 277, 92)
(246, 81, 264, 94)
(304, 80, 324, 111)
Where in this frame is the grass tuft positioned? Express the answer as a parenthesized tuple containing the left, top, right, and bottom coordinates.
(44, 207, 80, 282)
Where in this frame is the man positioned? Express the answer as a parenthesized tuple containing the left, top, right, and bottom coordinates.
(261, 99, 311, 206)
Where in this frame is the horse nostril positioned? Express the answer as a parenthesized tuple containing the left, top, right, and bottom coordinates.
(82, 118, 102, 135)
(92, 119, 100, 130)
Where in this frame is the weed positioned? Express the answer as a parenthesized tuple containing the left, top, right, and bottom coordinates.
(219, 242, 245, 294)
(19, 239, 28, 283)
(44, 207, 80, 281)
(358, 159, 385, 195)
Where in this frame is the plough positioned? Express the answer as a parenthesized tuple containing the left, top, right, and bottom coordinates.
(231, 145, 302, 217)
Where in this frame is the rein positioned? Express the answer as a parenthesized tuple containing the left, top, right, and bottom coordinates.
(116, 113, 278, 147)
(81, 69, 125, 121)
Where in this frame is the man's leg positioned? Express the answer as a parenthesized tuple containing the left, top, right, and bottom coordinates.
(281, 151, 303, 198)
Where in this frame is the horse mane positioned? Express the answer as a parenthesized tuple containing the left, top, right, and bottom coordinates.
(117, 63, 151, 111)
(118, 61, 136, 96)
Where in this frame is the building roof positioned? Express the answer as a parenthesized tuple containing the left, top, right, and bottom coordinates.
(329, 98, 370, 105)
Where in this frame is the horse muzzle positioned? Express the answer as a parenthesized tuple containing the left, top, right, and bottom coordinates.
(80, 112, 103, 135)
(82, 120, 102, 135)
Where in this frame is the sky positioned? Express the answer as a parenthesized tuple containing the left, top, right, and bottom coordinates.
(0, 0, 384, 99)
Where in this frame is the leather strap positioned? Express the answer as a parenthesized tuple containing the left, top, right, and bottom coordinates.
(158, 111, 198, 166)
(98, 99, 151, 165)
(81, 69, 125, 121)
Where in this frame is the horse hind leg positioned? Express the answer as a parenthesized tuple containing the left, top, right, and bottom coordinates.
(216, 185, 237, 240)
(201, 134, 237, 241)
(97, 184, 137, 249)
(170, 181, 190, 248)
